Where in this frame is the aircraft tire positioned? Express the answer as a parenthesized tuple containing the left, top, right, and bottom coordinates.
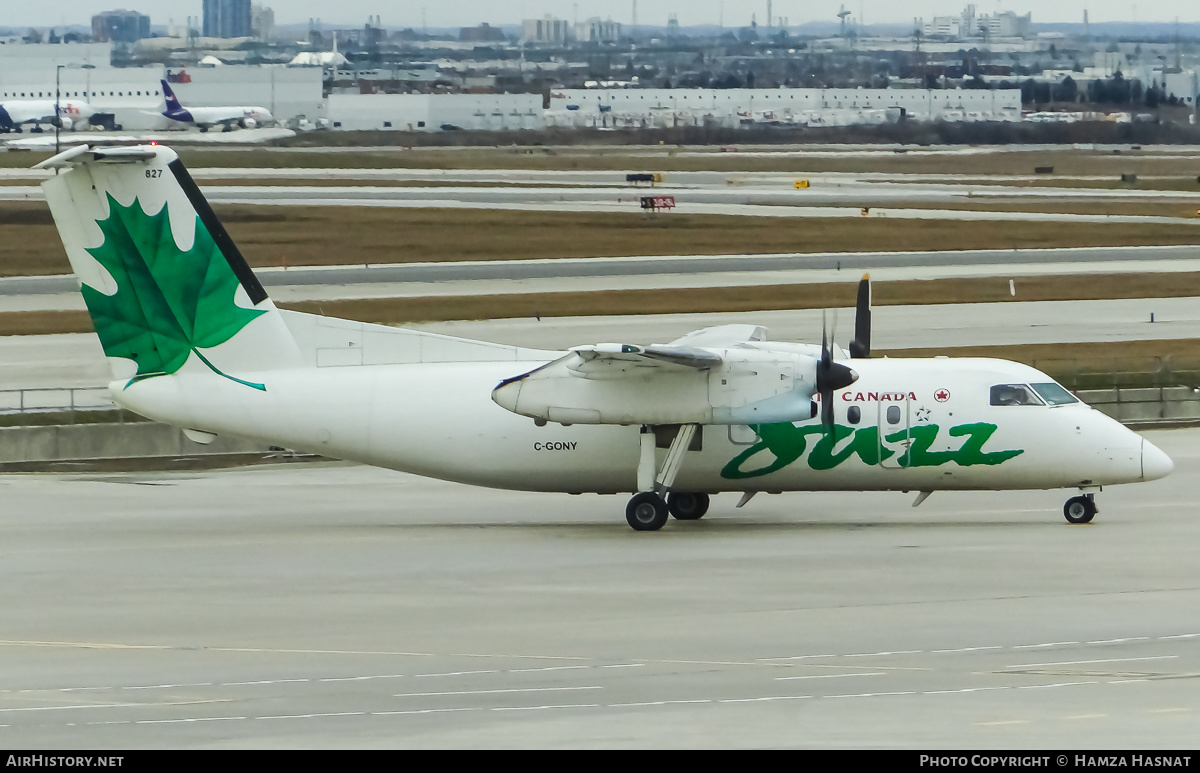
(668, 492, 710, 520)
(626, 492, 669, 531)
(1063, 495, 1097, 524)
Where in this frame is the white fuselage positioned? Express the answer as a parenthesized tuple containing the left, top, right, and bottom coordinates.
(168, 105, 273, 129)
(109, 354, 1165, 495)
(0, 99, 93, 129)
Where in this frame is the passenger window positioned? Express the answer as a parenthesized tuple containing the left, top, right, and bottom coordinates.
(990, 384, 1043, 406)
(847, 405, 861, 425)
(886, 405, 901, 424)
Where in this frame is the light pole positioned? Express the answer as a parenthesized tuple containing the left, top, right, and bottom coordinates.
(55, 64, 63, 155)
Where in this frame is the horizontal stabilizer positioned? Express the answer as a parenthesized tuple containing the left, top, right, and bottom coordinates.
(668, 324, 768, 347)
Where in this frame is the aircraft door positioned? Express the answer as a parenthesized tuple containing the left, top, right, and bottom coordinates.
(878, 396, 911, 468)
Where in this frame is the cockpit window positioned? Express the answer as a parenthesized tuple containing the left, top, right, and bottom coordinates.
(990, 384, 1044, 406)
(1030, 382, 1079, 405)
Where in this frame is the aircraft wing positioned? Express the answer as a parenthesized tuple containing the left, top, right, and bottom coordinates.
(567, 343, 722, 378)
(667, 323, 767, 347)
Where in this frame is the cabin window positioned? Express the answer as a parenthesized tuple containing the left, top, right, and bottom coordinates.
(847, 405, 861, 425)
(886, 405, 901, 424)
(990, 384, 1043, 406)
(1030, 382, 1078, 405)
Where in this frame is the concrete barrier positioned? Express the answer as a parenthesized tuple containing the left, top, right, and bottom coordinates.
(1076, 386, 1200, 425)
(0, 421, 270, 464)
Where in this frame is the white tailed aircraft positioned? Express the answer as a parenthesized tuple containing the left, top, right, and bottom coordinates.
(0, 99, 93, 133)
(160, 80, 273, 132)
(38, 144, 1174, 531)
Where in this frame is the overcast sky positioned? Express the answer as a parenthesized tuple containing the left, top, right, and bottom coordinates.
(8, 1, 1199, 30)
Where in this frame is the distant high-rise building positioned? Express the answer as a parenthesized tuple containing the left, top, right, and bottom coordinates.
(920, 4, 1031, 40)
(203, 0, 252, 38)
(521, 16, 570, 45)
(575, 18, 621, 44)
(460, 23, 507, 43)
(91, 9, 150, 43)
(251, 4, 274, 41)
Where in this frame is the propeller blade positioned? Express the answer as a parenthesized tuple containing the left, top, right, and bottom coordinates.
(821, 310, 830, 364)
(821, 387, 835, 433)
(849, 273, 872, 359)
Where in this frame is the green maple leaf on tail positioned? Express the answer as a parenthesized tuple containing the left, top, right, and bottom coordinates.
(82, 194, 267, 390)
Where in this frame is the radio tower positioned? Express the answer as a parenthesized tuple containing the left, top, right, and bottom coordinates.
(838, 5, 851, 37)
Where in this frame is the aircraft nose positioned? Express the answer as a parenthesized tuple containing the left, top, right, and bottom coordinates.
(1141, 438, 1174, 481)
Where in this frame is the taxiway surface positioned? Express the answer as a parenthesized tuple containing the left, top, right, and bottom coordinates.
(0, 428, 1196, 749)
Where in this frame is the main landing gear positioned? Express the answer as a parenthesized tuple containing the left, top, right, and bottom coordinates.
(1064, 493, 1098, 524)
(625, 491, 711, 531)
(624, 424, 711, 531)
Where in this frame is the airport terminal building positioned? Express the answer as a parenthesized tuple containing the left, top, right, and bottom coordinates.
(546, 87, 1023, 129)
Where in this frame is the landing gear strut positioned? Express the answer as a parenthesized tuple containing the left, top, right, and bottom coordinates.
(1064, 493, 1098, 524)
(625, 424, 707, 531)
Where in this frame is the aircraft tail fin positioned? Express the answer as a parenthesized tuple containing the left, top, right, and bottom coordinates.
(38, 144, 301, 389)
(160, 79, 190, 121)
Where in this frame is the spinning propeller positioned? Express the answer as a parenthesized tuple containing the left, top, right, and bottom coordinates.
(817, 314, 858, 435)
(815, 274, 873, 434)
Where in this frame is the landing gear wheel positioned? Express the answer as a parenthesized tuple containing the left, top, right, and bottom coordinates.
(626, 492, 669, 531)
(1064, 495, 1097, 524)
(668, 492, 710, 520)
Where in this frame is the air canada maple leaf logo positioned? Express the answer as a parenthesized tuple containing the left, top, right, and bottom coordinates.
(82, 194, 266, 390)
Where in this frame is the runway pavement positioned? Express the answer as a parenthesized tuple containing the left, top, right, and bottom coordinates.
(0, 427, 1194, 748)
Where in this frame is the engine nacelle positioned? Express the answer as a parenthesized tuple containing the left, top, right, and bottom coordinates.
(58, 116, 73, 131)
(240, 117, 257, 129)
(493, 349, 823, 426)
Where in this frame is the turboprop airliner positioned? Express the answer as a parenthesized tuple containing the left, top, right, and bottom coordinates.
(160, 80, 273, 132)
(37, 144, 1173, 531)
